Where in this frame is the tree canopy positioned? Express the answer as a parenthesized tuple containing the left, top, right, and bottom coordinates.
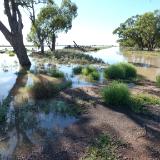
(27, 0, 78, 52)
(113, 11, 160, 51)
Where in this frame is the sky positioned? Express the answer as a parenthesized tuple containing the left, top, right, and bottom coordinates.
(0, 0, 160, 46)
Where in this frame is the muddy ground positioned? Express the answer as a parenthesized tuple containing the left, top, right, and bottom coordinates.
(16, 81, 160, 160)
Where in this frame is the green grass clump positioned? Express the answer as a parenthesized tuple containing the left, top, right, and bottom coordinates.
(120, 63, 137, 79)
(48, 68, 64, 78)
(156, 75, 160, 87)
(101, 81, 130, 107)
(104, 63, 137, 80)
(101, 81, 160, 114)
(73, 66, 83, 75)
(84, 134, 117, 160)
(30, 80, 72, 99)
(82, 66, 100, 81)
(7, 50, 15, 57)
(82, 66, 97, 76)
(130, 94, 160, 113)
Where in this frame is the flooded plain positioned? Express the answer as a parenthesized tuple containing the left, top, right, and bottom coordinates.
(0, 46, 160, 159)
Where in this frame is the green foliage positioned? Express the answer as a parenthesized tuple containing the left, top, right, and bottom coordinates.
(27, 0, 77, 51)
(84, 134, 117, 160)
(156, 75, 160, 87)
(101, 81, 130, 107)
(30, 80, 72, 99)
(119, 63, 137, 79)
(104, 63, 137, 80)
(88, 71, 100, 81)
(104, 64, 125, 79)
(7, 51, 15, 57)
(73, 66, 83, 75)
(129, 94, 160, 113)
(81, 66, 100, 81)
(48, 68, 64, 78)
(113, 10, 160, 51)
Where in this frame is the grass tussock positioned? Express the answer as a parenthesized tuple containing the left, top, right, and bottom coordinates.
(48, 68, 64, 78)
(101, 81, 160, 114)
(73, 65, 100, 81)
(101, 81, 130, 107)
(104, 63, 137, 80)
(29, 80, 72, 99)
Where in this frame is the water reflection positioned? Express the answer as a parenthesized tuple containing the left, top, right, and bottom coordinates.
(0, 69, 77, 159)
(86, 47, 160, 81)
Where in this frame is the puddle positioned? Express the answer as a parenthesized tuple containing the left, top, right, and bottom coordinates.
(1, 47, 160, 158)
(0, 100, 78, 159)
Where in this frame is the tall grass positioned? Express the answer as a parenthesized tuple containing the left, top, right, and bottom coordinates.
(30, 80, 72, 99)
(101, 81, 130, 107)
(104, 63, 137, 80)
(48, 68, 64, 78)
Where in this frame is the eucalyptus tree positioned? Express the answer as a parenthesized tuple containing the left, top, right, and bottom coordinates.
(28, 0, 78, 52)
(0, 0, 31, 68)
(113, 11, 160, 51)
(0, 0, 48, 68)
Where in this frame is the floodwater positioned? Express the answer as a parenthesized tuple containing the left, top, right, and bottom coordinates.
(0, 46, 160, 158)
(87, 47, 160, 81)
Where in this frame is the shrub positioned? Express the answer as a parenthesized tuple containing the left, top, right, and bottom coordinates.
(120, 63, 137, 79)
(73, 66, 83, 75)
(129, 95, 147, 113)
(101, 81, 130, 107)
(82, 66, 97, 76)
(104, 63, 137, 80)
(104, 64, 125, 79)
(48, 68, 64, 78)
(89, 71, 100, 81)
(30, 80, 72, 99)
(156, 75, 160, 87)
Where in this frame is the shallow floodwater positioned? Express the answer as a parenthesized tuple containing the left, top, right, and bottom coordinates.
(87, 47, 160, 81)
(0, 47, 160, 158)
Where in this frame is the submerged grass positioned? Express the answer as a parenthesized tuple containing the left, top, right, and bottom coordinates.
(31, 49, 104, 65)
(73, 65, 100, 81)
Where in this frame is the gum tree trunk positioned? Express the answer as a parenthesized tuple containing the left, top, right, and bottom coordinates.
(0, 0, 31, 68)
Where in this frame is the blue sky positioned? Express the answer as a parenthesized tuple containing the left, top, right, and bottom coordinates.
(0, 0, 160, 45)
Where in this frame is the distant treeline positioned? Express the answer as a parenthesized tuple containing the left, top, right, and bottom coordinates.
(113, 10, 160, 51)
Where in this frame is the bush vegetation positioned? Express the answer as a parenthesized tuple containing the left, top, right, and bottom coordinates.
(101, 81, 160, 114)
(73, 66, 83, 75)
(29, 80, 72, 99)
(73, 65, 100, 81)
(48, 68, 64, 78)
(82, 66, 100, 81)
(101, 81, 130, 107)
(104, 63, 137, 80)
